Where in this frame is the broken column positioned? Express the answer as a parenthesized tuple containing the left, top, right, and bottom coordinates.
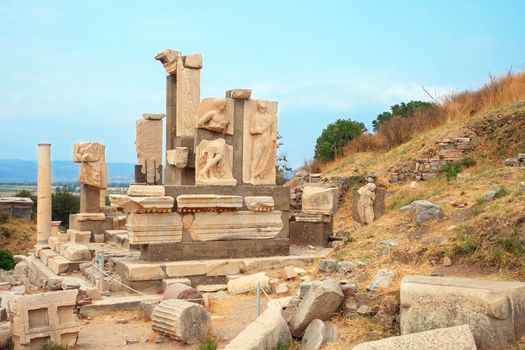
(136, 113, 164, 184)
(37, 143, 52, 244)
(151, 299, 211, 344)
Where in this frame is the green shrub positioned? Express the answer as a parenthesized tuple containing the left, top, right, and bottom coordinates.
(459, 158, 476, 168)
(442, 158, 477, 181)
(496, 235, 524, 256)
(314, 119, 366, 162)
(1, 227, 12, 238)
(0, 248, 16, 271)
(52, 188, 80, 228)
(41, 343, 68, 350)
(0, 211, 9, 224)
(494, 187, 511, 199)
(196, 339, 218, 350)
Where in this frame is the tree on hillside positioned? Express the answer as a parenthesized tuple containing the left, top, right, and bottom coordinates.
(52, 188, 79, 227)
(314, 119, 366, 162)
(372, 100, 436, 131)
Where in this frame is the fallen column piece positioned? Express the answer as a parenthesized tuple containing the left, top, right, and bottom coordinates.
(9, 290, 80, 349)
(352, 325, 477, 350)
(151, 299, 211, 344)
(400, 275, 525, 350)
(163, 283, 204, 306)
(289, 279, 344, 337)
(227, 272, 269, 294)
(224, 304, 292, 350)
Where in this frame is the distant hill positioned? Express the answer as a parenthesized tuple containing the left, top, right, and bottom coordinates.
(0, 159, 134, 184)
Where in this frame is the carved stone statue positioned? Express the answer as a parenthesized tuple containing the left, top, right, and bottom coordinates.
(196, 98, 233, 134)
(196, 138, 236, 185)
(244, 100, 277, 185)
(357, 183, 376, 224)
(73, 142, 107, 189)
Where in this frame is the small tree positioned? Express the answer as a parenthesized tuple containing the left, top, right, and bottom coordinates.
(0, 248, 16, 270)
(15, 189, 37, 220)
(372, 100, 436, 131)
(52, 188, 79, 228)
(314, 119, 366, 162)
(275, 133, 292, 185)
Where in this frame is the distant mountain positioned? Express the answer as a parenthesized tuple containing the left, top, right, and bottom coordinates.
(0, 159, 134, 184)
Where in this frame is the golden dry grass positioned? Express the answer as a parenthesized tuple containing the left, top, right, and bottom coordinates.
(0, 220, 36, 255)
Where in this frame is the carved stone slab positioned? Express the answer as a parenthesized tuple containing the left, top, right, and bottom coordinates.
(176, 194, 242, 212)
(244, 196, 275, 212)
(195, 139, 236, 186)
(73, 142, 104, 163)
(136, 118, 163, 184)
(127, 212, 182, 244)
(196, 98, 234, 135)
(301, 186, 338, 215)
(226, 89, 252, 100)
(79, 161, 107, 189)
(154, 49, 180, 74)
(242, 100, 278, 185)
(176, 57, 201, 137)
(110, 195, 174, 213)
(167, 147, 188, 168)
(127, 185, 165, 197)
(185, 211, 283, 241)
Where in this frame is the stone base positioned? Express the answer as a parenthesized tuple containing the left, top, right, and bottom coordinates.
(69, 213, 112, 235)
(140, 238, 290, 262)
(289, 221, 332, 247)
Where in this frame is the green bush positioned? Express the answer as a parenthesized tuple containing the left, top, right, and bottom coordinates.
(496, 234, 524, 256)
(314, 119, 366, 162)
(196, 339, 218, 350)
(372, 100, 436, 131)
(52, 188, 80, 228)
(41, 343, 68, 350)
(459, 158, 476, 168)
(494, 187, 511, 199)
(442, 158, 477, 181)
(0, 211, 9, 224)
(0, 248, 16, 270)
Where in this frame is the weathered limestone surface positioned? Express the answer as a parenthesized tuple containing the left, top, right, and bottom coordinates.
(151, 299, 211, 344)
(62, 244, 90, 261)
(166, 147, 189, 168)
(9, 290, 80, 349)
(244, 196, 275, 212)
(162, 278, 192, 291)
(155, 49, 180, 74)
(196, 98, 234, 135)
(400, 275, 525, 350)
(67, 229, 90, 243)
(289, 279, 344, 337)
(224, 305, 292, 350)
(352, 325, 477, 350)
(227, 272, 269, 294)
(352, 187, 386, 224)
(301, 186, 338, 215)
(176, 194, 242, 212)
(143, 113, 165, 120)
(400, 200, 443, 224)
(136, 117, 163, 184)
(113, 195, 174, 213)
(74, 142, 107, 189)
(75, 213, 105, 221)
(195, 138, 236, 185)
(127, 184, 165, 197)
(186, 211, 283, 241)
(37, 144, 52, 243)
(242, 100, 278, 185)
(127, 213, 182, 244)
(163, 283, 204, 306)
(226, 89, 252, 100)
(48, 256, 70, 275)
(73, 142, 104, 162)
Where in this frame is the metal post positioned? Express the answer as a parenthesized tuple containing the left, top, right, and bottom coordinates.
(256, 282, 261, 317)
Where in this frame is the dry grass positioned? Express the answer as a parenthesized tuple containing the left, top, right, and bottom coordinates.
(340, 71, 525, 154)
(0, 220, 36, 255)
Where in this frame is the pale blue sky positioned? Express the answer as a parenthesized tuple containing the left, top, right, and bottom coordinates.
(1, 1, 524, 168)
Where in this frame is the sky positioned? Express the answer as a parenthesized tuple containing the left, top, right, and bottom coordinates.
(1, 1, 524, 169)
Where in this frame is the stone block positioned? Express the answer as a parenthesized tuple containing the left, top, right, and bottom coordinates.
(76, 213, 105, 221)
(93, 233, 104, 243)
(162, 278, 192, 291)
(196, 284, 227, 293)
(48, 256, 70, 275)
(205, 260, 245, 277)
(289, 279, 344, 337)
(116, 196, 174, 213)
(73, 142, 104, 162)
(352, 325, 476, 350)
(163, 283, 204, 306)
(244, 196, 274, 212)
(40, 249, 58, 266)
(183, 53, 203, 69)
(143, 113, 165, 120)
(166, 147, 188, 168)
(187, 211, 283, 241)
(67, 229, 91, 243)
(48, 237, 59, 251)
(196, 97, 234, 135)
(126, 212, 182, 244)
(57, 231, 70, 243)
(62, 244, 91, 262)
(165, 261, 206, 277)
(224, 305, 292, 350)
(136, 118, 163, 184)
(282, 266, 298, 280)
(302, 186, 338, 215)
(400, 275, 525, 350)
(195, 138, 236, 185)
(226, 89, 252, 100)
(289, 221, 332, 247)
(9, 290, 80, 349)
(151, 299, 211, 344)
(126, 263, 166, 281)
(400, 200, 442, 224)
(127, 184, 165, 197)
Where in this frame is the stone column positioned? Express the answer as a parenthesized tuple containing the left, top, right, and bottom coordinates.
(37, 143, 52, 244)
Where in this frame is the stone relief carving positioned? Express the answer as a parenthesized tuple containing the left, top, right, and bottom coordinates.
(73, 142, 107, 189)
(166, 147, 188, 168)
(196, 98, 234, 135)
(154, 49, 180, 74)
(357, 183, 376, 224)
(136, 118, 163, 184)
(242, 100, 278, 185)
(196, 138, 236, 186)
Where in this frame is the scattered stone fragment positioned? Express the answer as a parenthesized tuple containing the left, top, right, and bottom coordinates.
(400, 200, 443, 224)
(282, 265, 298, 279)
(483, 189, 498, 201)
(61, 278, 81, 290)
(289, 279, 344, 337)
(323, 321, 339, 343)
(381, 239, 398, 246)
(125, 336, 139, 345)
(164, 283, 204, 306)
(227, 272, 269, 294)
(139, 300, 160, 320)
(443, 256, 452, 266)
(162, 278, 192, 291)
(154, 335, 167, 343)
(275, 283, 289, 295)
(196, 284, 227, 293)
(340, 283, 356, 298)
(152, 299, 211, 344)
(357, 304, 374, 316)
(318, 259, 337, 273)
(300, 319, 325, 350)
(86, 287, 102, 300)
(352, 325, 476, 350)
(367, 269, 395, 291)
(336, 260, 355, 273)
(409, 181, 418, 189)
(224, 304, 292, 350)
